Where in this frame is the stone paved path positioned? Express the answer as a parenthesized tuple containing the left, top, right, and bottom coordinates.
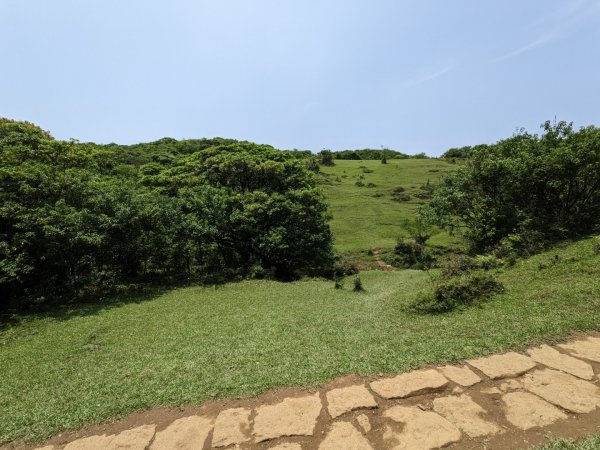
(28, 335, 600, 450)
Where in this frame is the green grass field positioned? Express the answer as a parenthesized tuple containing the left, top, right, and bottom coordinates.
(1, 236, 599, 443)
(537, 435, 600, 450)
(318, 159, 461, 259)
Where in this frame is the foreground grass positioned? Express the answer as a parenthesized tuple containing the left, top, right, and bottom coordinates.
(1, 237, 599, 444)
(318, 158, 460, 254)
(537, 435, 600, 450)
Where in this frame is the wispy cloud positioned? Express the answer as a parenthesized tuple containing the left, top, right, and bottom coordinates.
(493, 33, 556, 62)
(493, 0, 600, 62)
(407, 64, 455, 86)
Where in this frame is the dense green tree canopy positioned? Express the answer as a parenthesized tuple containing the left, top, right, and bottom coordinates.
(427, 121, 600, 251)
(0, 119, 332, 309)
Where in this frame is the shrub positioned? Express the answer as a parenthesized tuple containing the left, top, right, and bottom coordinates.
(319, 149, 335, 166)
(392, 239, 434, 269)
(411, 272, 504, 313)
(441, 254, 476, 278)
(331, 255, 358, 278)
(392, 192, 411, 202)
(353, 276, 364, 291)
(305, 158, 320, 173)
(441, 254, 502, 278)
(334, 277, 344, 289)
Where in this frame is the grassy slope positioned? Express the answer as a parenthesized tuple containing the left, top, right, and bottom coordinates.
(1, 236, 599, 443)
(318, 158, 460, 255)
(537, 435, 600, 450)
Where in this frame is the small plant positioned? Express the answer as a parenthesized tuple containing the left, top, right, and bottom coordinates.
(362, 167, 374, 174)
(381, 155, 387, 164)
(353, 277, 364, 292)
(355, 180, 365, 187)
(334, 277, 344, 289)
(367, 182, 376, 188)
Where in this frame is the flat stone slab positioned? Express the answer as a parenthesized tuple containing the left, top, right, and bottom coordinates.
(502, 392, 567, 430)
(356, 414, 371, 433)
(521, 368, 600, 413)
(326, 385, 378, 418)
(382, 406, 461, 450)
(467, 352, 536, 379)
(499, 379, 523, 392)
(268, 444, 303, 450)
(150, 416, 212, 450)
(527, 345, 594, 380)
(65, 425, 156, 450)
(212, 407, 251, 447)
(370, 369, 448, 399)
(318, 422, 374, 450)
(253, 394, 322, 442)
(437, 365, 481, 387)
(559, 337, 600, 363)
(433, 394, 501, 437)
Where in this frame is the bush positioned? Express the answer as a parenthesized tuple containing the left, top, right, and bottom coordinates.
(392, 192, 411, 202)
(411, 272, 504, 313)
(331, 255, 358, 278)
(319, 149, 335, 166)
(441, 255, 477, 278)
(391, 239, 434, 269)
(441, 254, 503, 278)
(353, 277, 364, 291)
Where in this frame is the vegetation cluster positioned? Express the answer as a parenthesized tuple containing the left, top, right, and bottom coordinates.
(0, 119, 333, 309)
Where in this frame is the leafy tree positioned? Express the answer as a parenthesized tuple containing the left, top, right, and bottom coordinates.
(319, 149, 335, 166)
(427, 121, 600, 252)
(0, 120, 333, 309)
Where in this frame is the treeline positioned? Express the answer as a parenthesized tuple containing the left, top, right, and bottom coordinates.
(0, 119, 333, 309)
(428, 121, 600, 253)
(330, 148, 411, 160)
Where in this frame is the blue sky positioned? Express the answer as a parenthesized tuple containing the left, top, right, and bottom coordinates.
(2, 1, 600, 155)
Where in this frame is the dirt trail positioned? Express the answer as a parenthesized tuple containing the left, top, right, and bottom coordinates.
(9, 333, 600, 450)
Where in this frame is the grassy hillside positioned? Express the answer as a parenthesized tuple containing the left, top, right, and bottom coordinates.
(1, 235, 599, 443)
(318, 159, 461, 259)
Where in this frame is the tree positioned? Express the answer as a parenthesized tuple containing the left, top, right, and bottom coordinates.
(426, 121, 600, 252)
(319, 149, 335, 166)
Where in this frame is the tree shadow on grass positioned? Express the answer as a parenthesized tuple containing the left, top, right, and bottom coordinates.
(0, 280, 211, 333)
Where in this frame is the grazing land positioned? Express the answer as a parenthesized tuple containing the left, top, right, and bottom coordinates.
(1, 235, 599, 443)
(318, 158, 460, 256)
